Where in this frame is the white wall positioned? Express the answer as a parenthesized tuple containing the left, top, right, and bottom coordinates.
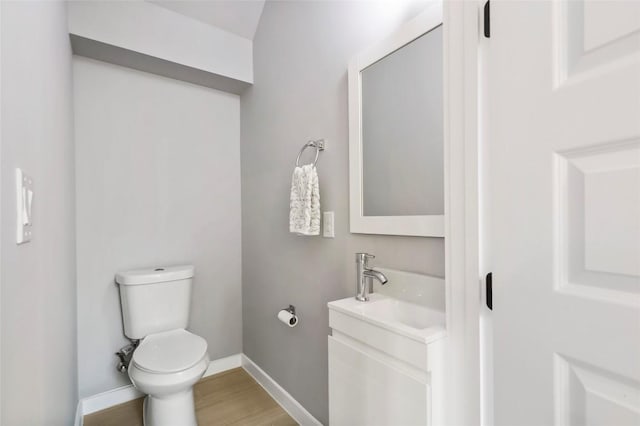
(1, 1, 78, 424)
(67, 0, 253, 94)
(68, 0, 253, 83)
(73, 57, 242, 398)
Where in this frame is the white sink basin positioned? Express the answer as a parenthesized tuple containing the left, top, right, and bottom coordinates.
(328, 293, 445, 344)
(362, 296, 444, 330)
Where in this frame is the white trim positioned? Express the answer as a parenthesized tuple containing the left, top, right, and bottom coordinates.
(348, 3, 445, 237)
(79, 353, 242, 416)
(241, 354, 322, 426)
(74, 400, 84, 426)
(81, 384, 144, 416)
(203, 353, 242, 378)
(442, 1, 481, 426)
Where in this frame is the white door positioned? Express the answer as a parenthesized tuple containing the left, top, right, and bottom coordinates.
(486, 1, 640, 425)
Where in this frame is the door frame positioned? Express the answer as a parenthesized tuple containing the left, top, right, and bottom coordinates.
(0, 2, 4, 421)
(443, 1, 481, 425)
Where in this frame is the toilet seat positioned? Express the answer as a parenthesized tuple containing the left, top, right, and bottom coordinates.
(133, 329, 208, 374)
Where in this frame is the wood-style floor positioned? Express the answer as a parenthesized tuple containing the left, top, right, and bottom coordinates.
(84, 368, 298, 426)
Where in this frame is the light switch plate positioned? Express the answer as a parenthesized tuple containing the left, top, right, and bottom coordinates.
(16, 168, 33, 244)
(323, 211, 335, 238)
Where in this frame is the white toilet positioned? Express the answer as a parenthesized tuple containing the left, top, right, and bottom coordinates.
(115, 265, 209, 426)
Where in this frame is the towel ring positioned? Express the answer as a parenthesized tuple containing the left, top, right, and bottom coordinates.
(296, 139, 326, 168)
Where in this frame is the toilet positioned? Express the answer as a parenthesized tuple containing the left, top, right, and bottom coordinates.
(115, 265, 209, 426)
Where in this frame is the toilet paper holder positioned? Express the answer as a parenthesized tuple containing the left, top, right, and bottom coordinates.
(278, 304, 299, 327)
(284, 305, 296, 316)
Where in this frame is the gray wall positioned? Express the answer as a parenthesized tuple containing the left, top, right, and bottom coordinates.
(240, 2, 443, 423)
(1, 1, 78, 424)
(73, 57, 242, 398)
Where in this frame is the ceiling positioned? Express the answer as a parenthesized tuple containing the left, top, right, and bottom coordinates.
(149, 0, 266, 40)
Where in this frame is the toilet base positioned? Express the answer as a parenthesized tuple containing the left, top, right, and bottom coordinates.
(143, 389, 197, 426)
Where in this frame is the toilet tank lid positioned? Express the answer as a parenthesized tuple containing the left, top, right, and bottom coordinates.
(115, 265, 194, 286)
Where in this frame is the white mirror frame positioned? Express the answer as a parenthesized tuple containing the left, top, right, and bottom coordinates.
(348, 4, 444, 237)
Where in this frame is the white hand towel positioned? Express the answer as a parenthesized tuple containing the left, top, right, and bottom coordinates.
(289, 164, 320, 236)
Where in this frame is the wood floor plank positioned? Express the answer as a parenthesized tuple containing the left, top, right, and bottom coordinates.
(83, 397, 144, 426)
(83, 368, 298, 426)
(194, 368, 258, 409)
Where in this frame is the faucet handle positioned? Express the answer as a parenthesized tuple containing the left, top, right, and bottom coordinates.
(355, 253, 375, 265)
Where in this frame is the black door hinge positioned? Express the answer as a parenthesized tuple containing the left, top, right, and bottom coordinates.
(486, 272, 493, 310)
(484, 0, 491, 38)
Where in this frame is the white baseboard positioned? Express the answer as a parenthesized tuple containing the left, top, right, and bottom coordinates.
(241, 354, 322, 426)
(81, 384, 144, 416)
(74, 400, 83, 426)
(204, 353, 242, 377)
(79, 353, 242, 416)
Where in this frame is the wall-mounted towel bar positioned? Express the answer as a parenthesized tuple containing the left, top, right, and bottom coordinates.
(296, 139, 326, 167)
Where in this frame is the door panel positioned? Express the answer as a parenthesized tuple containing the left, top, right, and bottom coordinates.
(486, 1, 640, 425)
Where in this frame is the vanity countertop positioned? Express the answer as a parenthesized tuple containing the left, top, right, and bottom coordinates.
(328, 294, 446, 345)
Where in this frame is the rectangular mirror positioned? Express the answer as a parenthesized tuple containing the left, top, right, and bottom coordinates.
(349, 4, 444, 237)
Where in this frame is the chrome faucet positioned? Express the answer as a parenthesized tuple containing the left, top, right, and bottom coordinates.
(355, 253, 388, 302)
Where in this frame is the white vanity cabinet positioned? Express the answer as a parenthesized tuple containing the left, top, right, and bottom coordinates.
(328, 295, 445, 426)
(329, 336, 432, 426)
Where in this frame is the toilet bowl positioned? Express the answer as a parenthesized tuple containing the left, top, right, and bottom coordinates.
(115, 265, 208, 426)
(128, 329, 209, 426)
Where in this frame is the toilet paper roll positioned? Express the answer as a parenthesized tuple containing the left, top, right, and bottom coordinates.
(277, 309, 299, 327)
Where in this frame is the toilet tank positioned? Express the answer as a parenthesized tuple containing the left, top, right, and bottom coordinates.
(115, 265, 194, 339)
